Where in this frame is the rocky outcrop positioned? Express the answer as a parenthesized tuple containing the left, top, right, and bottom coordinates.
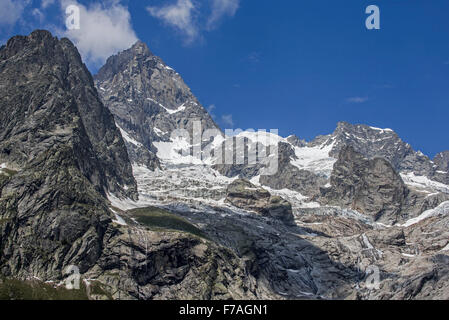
(85, 223, 259, 300)
(0, 30, 137, 199)
(320, 146, 408, 224)
(320, 146, 449, 224)
(259, 142, 327, 197)
(286, 135, 306, 148)
(312, 121, 449, 184)
(225, 179, 295, 225)
(0, 30, 138, 282)
(434, 151, 449, 173)
(94, 41, 220, 170)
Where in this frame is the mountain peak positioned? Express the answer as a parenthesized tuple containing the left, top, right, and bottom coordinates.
(130, 40, 152, 56)
(335, 121, 395, 135)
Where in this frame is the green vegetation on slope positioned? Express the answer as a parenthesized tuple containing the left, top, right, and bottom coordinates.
(128, 206, 207, 239)
(0, 277, 89, 300)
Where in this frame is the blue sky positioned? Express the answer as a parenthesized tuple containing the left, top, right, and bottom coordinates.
(1, 0, 448, 157)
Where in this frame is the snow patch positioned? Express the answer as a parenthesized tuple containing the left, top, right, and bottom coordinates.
(153, 127, 165, 136)
(400, 172, 449, 194)
(401, 201, 449, 227)
(401, 253, 416, 258)
(146, 97, 187, 114)
(290, 139, 337, 177)
(110, 209, 127, 226)
(116, 125, 143, 148)
(369, 126, 393, 133)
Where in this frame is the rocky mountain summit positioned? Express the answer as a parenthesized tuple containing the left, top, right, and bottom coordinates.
(1, 30, 449, 300)
(313, 121, 449, 185)
(94, 41, 220, 171)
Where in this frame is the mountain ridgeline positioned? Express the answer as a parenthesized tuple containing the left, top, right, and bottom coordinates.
(1, 30, 449, 300)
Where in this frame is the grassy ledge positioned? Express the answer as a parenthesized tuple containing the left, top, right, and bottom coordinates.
(127, 206, 207, 239)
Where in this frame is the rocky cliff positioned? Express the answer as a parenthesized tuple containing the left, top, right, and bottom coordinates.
(320, 146, 409, 224)
(0, 31, 255, 300)
(94, 41, 220, 170)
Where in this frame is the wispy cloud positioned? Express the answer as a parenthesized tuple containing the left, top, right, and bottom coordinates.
(444, 60, 449, 65)
(207, 104, 216, 119)
(0, 0, 31, 26)
(248, 51, 261, 63)
(41, 0, 55, 9)
(147, 0, 198, 44)
(147, 0, 240, 44)
(32, 8, 45, 23)
(221, 114, 234, 127)
(60, 0, 138, 68)
(207, 0, 239, 30)
(346, 97, 368, 103)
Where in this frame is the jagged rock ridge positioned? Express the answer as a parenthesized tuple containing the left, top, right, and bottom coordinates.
(94, 41, 220, 170)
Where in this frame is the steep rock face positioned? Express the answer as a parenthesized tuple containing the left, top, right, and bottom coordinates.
(94, 41, 220, 170)
(86, 223, 259, 300)
(311, 122, 448, 184)
(320, 146, 408, 223)
(225, 179, 295, 225)
(286, 135, 306, 148)
(0, 30, 138, 280)
(0, 30, 137, 199)
(259, 142, 327, 197)
(434, 151, 449, 173)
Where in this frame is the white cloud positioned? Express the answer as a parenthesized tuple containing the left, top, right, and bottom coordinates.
(60, 0, 138, 67)
(0, 0, 30, 26)
(42, 0, 55, 9)
(32, 8, 45, 23)
(147, 0, 240, 43)
(207, 0, 239, 30)
(346, 97, 368, 103)
(147, 0, 198, 44)
(248, 51, 261, 63)
(207, 104, 216, 119)
(221, 114, 234, 127)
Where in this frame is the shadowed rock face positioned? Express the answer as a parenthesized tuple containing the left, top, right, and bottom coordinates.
(0, 30, 137, 199)
(0, 30, 137, 280)
(226, 179, 295, 225)
(320, 146, 408, 224)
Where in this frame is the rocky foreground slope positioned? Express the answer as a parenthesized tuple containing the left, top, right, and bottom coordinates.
(1, 30, 449, 300)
